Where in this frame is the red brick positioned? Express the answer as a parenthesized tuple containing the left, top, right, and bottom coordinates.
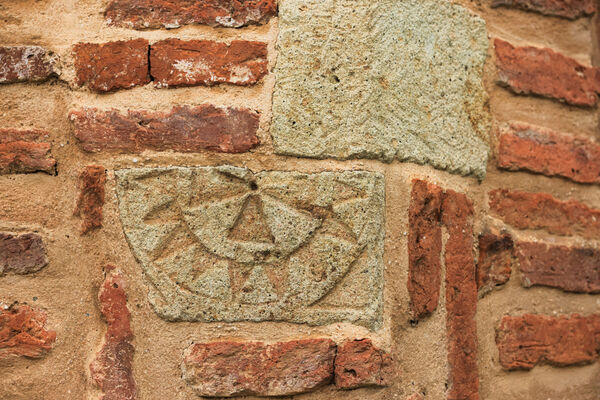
(334, 339, 393, 389)
(182, 338, 336, 397)
(494, 38, 600, 106)
(69, 105, 259, 154)
(491, 0, 596, 19)
(515, 242, 600, 293)
(0, 46, 57, 84)
(0, 129, 56, 175)
(488, 189, 600, 240)
(0, 233, 48, 275)
(105, 0, 277, 29)
(0, 303, 56, 359)
(73, 39, 150, 92)
(90, 266, 136, 400)
(496, 313, 600, 370)
(150, 39, 268, 88)
(476, 231, 513, 296)
(441, 190, 479, 400)
(497, 122, 600, 184)
(407, 179, 443, 320)
(74, 166, 106, 235)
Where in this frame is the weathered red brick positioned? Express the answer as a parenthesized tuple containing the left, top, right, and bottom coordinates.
(496, 313, 600, 370)
(105, 0, 277, 29)
(489, 189, 600, 240)
(73, 39, 150, 92)
(0, 129, 56, 175)
(494, 38, 600, 106)
(0, 46, 57, 84)
(150, 39, 268, 88)
(407, 179, 443, 320)
(497, 122, 600, 184)
(0, 303, 56, 359)
(182, 338, 336, 397)
(69, 105, 259, 153)
(515, 242, 600, 293)
(74, 166, 106, 235)
(476, 231, 513, 296)
(90, 266, 136, 400)
(441, 190, 479, 400)
(0, 233, 48, 275)
(334, 339, 393, 389)
(491, 0, 596, 19)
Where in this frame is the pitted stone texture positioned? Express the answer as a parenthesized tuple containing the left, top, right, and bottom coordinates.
(272, 0, 490, 178)
(115, 166, 384, 329)
(0, 46, 57, 84)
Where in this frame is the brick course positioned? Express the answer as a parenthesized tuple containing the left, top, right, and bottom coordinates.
(0, 46, 57, 84)
(0, 129, 56, 175)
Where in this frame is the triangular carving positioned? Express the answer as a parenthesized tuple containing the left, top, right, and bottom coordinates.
(228, 196, 274, 244)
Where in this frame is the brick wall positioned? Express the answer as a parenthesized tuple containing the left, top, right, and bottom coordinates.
(0, 1, 599, 399)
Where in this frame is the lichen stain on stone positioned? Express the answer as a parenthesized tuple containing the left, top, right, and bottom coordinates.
(272, 0, 491, 178)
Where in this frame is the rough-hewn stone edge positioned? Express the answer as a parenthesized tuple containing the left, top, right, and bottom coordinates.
(0, 302, 56, 359)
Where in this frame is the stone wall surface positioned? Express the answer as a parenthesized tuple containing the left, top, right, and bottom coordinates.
(0, 0, 599, 399)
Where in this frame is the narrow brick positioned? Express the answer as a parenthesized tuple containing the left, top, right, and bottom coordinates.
(494, 38, 600, 106)
(441, 190, 479, 400)
(105, 0, 277, 29)
(182, 339, 336, 397)
(334, 339, 393, 390)
(491, 0, 596, 19)
(0, 303, 56, 359)
(74, 166, 106, 235)
(496, 313, 600, 370)
(489, 189, 600, 240)
(90, 266, 136, 400)
(0, 233, 48, 275)
(73, 39, 150, 92)
(515, 242, 600, 293)
(0, 129, 56, 175)
(150, 39, 268, 88)
(407, 179, 443, 320)
(498, 122, 600, 184)
(476, 231, 513, 296)
(69, 105, 259, 153)
(0, 46, 57, 84)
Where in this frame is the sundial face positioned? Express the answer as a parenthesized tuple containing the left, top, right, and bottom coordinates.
(115, 166, 385, 329)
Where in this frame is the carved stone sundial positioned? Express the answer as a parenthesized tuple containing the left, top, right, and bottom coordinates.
(115, 166, 384, 329)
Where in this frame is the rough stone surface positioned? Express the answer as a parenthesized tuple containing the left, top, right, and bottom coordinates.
(115, 166, 385, 329)
(69, 105, 259, 154)
(0, 129, 56, 175)
(73, 39, 150, 92)
(74, 165, 106, 235)
(441, 190, 479, 400)
(407, 179, 442, 320)
(494, 38, 600, 106)
(515, 242, 600, 293)
(105, 0, 277, 29)
(182, 339, 336, 397)
(0, 233, 48, 276)
(497, 122, 600, 184)
(491, 0, 596, 19)
(0, 46, 57, 84)
(489, 189, 600, 240)
(0, 303, 56, 359)
(476, 231, 513, 296)
(90, 266, 136, 400)
(334, 339, 393, 389)
(150, 39, 268, 88)
(272, 0, 490, 178)
(496, 313, 600, 370)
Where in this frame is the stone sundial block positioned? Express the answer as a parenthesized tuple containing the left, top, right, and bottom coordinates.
(115, 166, 385, 330)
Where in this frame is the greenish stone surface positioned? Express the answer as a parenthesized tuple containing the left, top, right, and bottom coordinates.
(272, 0, 490, 178)
(115, 166, 385, 329)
